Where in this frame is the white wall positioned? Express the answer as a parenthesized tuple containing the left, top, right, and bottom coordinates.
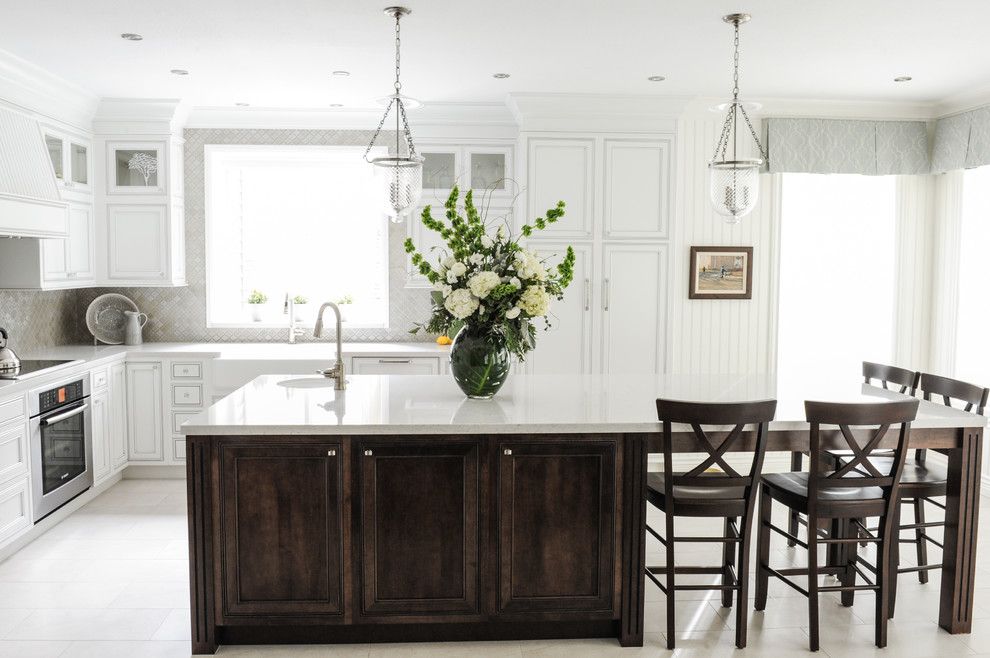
(666, 114, 781, 376)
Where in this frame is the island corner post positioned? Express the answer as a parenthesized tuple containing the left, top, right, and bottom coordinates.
(185, 431, 651, 654)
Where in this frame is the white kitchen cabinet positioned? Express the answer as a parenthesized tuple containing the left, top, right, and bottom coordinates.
(0, 421, 28, 487)
(0, 200, 95, 289)
(603, 138, 671, 240)
(352, 356, 441, 375)
(601, 244, 667, 375)
(526, 138, 595, 239)
(91, 389, 111, 483)
(0, 477, 31, 544)
(126, 362, 164, 461)
(106, 204, 185, 286)
(109, 363, 128, 469)
(43, 128, 91, 194)
(526, 244, 595, 376)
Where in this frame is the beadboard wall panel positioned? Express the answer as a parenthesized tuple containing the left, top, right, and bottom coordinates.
(666, 117, 781, 376)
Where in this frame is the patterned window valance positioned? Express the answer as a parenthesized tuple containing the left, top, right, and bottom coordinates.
(931, 106, 990, 174)
(766, 118, 930, 176)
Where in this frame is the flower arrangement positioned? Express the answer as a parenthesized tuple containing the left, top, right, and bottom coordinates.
(405, 187, 575, 367)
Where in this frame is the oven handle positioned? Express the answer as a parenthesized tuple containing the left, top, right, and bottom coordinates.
(40, 402, 88, 426)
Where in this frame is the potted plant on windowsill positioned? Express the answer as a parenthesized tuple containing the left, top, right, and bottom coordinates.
(292, 295, 309, 323)
(247, 290, 268, 322)
(335, 295, 353, 323)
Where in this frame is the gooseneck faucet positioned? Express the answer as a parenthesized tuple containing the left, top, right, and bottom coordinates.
(313, 302, 346, 390)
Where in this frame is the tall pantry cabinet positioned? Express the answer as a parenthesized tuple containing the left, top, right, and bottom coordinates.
(520, 134, 673, 376)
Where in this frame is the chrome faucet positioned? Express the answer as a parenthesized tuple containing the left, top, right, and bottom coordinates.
(313, 301, 346, 390)
(284, 294, 305, 344)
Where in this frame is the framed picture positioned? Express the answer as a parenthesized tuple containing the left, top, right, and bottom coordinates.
(107, 141, 166, 195)
(689, 246, 753, 299)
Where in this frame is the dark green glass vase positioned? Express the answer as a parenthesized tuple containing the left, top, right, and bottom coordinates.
(449, 325, 510, 399)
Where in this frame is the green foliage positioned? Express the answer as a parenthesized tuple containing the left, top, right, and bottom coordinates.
(291, 295, 308, 304)
(404, 186, 575, 361)
(247, 290, 267, 304)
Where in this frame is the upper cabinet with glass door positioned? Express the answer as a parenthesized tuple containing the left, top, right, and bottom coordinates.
(43, 129, 91, 194)
(416, 144, 514, 205)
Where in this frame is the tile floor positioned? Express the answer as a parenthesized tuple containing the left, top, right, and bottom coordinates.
(0, 477, 988, 657)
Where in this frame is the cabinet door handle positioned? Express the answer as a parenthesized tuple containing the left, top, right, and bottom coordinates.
(364, 450, 373, 456)
(378, 359, 412, 364)
(584, 278, 590, 311)
(327, 449, 336, 457)
(503, 448, 512, 455)
(603, 278, 610, 311)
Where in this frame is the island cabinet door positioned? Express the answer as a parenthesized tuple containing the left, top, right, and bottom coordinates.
(218, 442, 345, 620)
(357, 441, 481, 618)
(496, 438, 617, 615)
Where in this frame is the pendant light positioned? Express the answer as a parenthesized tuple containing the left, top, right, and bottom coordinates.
(364, 6, 423, 222)
(709, 13, 768, 224)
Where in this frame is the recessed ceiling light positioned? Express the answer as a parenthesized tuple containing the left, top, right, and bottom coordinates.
(648, 75, 666, 82)
(329, 103, 344, 108)
(235, 102, 249, 107)
(120, 33, 143, 41)
(492, 73, 510, 79)
(894, 75, 913, 82)
(332, 70, 350, 77)
(170, 69, 189, 76)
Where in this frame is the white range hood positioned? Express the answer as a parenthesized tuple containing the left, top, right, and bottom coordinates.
(0, 106, 67, 238)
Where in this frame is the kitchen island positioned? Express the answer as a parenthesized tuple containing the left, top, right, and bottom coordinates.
(182, 373, 985, 654)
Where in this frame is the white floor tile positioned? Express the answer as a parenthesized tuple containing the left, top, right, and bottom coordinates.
(7, 608, 171, 641)
(60, 640, 192, 657)
(0, 640, 71, 657)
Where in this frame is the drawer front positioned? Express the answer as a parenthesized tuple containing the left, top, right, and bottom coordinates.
(0, 397, 25, 427)
(172, 437, 186, 462)
(90, 368, 109, 390)
(0, 423, 28, 486)
(172, 411, 200, 434)
(352, 356, 441, 376)
(172, 384, 203, 406)
(171, 362, 203, 379)
(0, 477, 31, 543)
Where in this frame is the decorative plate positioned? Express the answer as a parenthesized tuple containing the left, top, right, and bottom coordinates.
(86, 293, 139, 345)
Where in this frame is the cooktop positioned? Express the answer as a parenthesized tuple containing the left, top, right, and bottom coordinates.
(0, 359, 81, 381)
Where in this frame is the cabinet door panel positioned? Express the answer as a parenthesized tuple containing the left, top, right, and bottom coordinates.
(109, 364, 128, 468)
(526, 244, 593, 375)
(125, 362, 163, 461)
(497, 439, 616, 613)
(359, 442, 479, 616)
(603, 138, 671, 239)
(66, 203, 93, 279)
(220, 443, 343, 618)
(527, 138, 594, 239)
(91, 391, 110, 482)
(107, 205, 167, 281)
(601, 244, 667, 375)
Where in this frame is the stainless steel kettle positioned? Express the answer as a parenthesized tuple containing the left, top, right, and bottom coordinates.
(0, 328, 20, 371)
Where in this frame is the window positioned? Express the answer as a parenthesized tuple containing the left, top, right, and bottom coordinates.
(205, 145, 388, 327)
(776, 174, 897, 391)
(954, 166, 990, 385)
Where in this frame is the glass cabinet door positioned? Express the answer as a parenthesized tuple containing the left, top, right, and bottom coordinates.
(70, 143, 88, 185)
(421, 151, 457, 190)
(470, 152, 506, 191)
(45, 135, 63, 180)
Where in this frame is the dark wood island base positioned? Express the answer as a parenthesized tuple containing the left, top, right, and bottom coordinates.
(185, 433, 649, 654)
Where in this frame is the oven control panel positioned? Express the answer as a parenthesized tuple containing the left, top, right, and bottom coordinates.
(38, 380, 85, 414)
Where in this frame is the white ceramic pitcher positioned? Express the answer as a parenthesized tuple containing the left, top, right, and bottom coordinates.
(123, 311, 148, 345)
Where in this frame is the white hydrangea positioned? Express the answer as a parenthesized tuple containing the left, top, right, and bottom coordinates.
(518, 286, 550, 317)
(467, 271, 501, 299)
(480, 235, 494, 249)
(468, 253, 484, 266)
(444, 288, 479, 319)
(505, 307, 521, 319)
(446, 271, 458, 284)
(449, 261, 467, 278)
(431, 282, 452, 298)
(514, 250, 547, 281)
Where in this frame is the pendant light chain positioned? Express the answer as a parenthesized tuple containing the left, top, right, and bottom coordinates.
(364, 8, 419, 163)
(711, 16, 768, 164)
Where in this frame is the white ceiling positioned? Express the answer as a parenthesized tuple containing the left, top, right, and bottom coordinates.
(2, 0, 987, 110)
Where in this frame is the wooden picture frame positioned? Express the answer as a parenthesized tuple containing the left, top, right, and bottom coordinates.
(689, 246, 753, 300)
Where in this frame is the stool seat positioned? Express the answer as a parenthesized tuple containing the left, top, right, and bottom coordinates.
(762, 472, 887, 517)
(647, 473, 747, 516)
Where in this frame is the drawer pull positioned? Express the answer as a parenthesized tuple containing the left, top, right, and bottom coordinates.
(504, 448, 512, 456)
(364, 450, 373, 456)
(327, 449, 336, 457)
(378, 359, 412, 364)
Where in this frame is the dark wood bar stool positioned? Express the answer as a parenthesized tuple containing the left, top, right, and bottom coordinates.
(755, 398, 920, 651)
(645, 398, 777, 650)
(786, 361, 920, 546)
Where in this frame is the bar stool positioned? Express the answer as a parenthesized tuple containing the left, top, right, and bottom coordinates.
(645, 398, 777, 650)
(787, 361, 920, 546)
(755, 398, 920, 651)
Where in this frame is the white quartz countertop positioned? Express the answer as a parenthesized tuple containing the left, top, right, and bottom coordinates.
(180, 373, 987, 436)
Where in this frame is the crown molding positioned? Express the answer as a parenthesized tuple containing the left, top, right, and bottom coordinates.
(93, 98, 188, 135)
(0, 48, 98, 132)
(508, 93, 690, 133)
(932, 83, 990, 119)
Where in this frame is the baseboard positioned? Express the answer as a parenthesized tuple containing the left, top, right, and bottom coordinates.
(0, 471, 123, 563)
(123, 464, 185, 479)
